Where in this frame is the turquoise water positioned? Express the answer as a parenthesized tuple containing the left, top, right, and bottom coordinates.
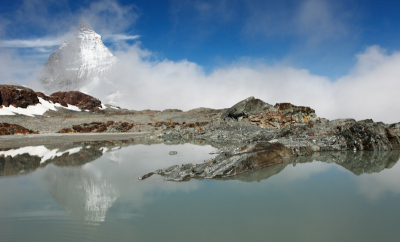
(1, 142, 400, 242)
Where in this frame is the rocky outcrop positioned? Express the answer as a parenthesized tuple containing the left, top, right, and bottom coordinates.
(0, 85, 102, 112)
(141, 96, 400, 181)
(221, 96, 269, 120)
(221, 96, 318, 129)
(139, 142, 294, 181)
(58, 121, 133, 133)
(50, 91, 102, 111)
(340, 121, 394, 151)
(0, 85, 39, 108)
(389, 122, 400, 138)
(0, 123, 37, 135)
(277, 118, 400, 151)
(39, 90, 103, 111)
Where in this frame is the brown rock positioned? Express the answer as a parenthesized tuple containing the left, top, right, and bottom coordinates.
(222, 96, 318, 129)
(0, 85, 39, 108)
(58, 121, 134, 133)
(36, 92, 52, 102)
(386, 127, 400, 150)
(0, 123, 37, 135)
(50, 91, 102, 111)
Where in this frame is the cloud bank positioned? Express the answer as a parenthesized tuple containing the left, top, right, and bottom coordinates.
(76, 43, 400, 123)
(1, 38, 399, 123)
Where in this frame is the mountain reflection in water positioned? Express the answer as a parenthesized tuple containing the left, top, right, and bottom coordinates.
(1, 141, 400, 242)
(44, 165, 118, 224)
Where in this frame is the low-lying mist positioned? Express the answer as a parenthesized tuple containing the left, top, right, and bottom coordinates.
(81, 43, 400, 124)
(2, 43, 400, 124)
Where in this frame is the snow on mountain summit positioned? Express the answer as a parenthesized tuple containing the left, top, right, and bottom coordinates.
(41, 19, 117, 93)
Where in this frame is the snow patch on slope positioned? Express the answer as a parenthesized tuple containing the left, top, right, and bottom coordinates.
(0, 97, 81, 116)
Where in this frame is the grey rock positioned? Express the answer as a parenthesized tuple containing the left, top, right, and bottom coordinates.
(169, 151, 178, 155)
(221, 96, 271, 120)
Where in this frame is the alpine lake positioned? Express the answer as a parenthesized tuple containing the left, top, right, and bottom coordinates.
(1, 137, 400, 242)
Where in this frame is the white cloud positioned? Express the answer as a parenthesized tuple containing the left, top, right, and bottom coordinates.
(78, 0, 140, 36)
(74, 42, 400, 124)
(332, 45, 400, 122)
(0, 33, 139, 49)
(0, 49, 41, 85)
(81, 42, 333, 112)
(0, 36, 67, 48)
(0, 0, 139, 48)
(3, 31, 400, 124)
(103, 34, 140, 43)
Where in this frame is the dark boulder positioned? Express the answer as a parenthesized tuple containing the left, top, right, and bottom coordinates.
(0, 123, 37, 135)
(221, 96, 269, 120)
(221, 96, 318, 129)
(340, 121, 394, 151)
(58, 121, 134, 133)
(50, 91, 102, 111)
(0, 85, 39, 108)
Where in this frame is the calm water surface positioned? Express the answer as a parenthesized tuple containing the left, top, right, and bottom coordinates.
(1, 141, 400, 242)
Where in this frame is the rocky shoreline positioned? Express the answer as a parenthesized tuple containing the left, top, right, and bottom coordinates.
(2, 84, 400, 181)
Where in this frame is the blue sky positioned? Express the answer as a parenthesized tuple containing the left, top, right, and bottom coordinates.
(2, 0, 400, 122)
(1, 0, 400, 78)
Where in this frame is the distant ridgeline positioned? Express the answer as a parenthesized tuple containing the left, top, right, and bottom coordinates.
(40, 19, 117, 94)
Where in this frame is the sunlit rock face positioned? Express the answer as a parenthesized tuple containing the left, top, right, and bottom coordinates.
(41, 19, 117, 93)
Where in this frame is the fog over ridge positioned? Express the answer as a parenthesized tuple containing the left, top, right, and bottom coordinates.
(1, 40, 400, 123)
(75, 43, 399, 123)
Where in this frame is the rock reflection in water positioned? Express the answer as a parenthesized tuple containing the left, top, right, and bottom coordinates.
(0, 153, 41, 176)
(224, 151, 400, 182)
(44, 165, 118, 224)
(294, 150, 400, 175)
(0, 139, 135, 177)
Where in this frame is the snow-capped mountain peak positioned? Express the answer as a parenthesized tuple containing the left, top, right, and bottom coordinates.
(78, 19, 93, 32)
(41, 19, 117, 93)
